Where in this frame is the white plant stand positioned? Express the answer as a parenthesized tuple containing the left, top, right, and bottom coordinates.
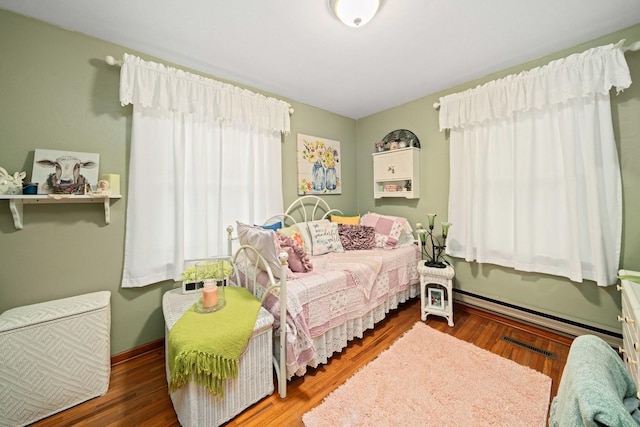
(417, 262, 455, 327)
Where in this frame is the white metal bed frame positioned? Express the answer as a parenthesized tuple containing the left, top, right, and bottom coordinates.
(226, 196, 343, 398)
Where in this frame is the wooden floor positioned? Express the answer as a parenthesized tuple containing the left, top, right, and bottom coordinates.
(32, 299, 572, 427)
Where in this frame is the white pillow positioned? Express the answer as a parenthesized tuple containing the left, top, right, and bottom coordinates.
(236, 221, 293, 279)
(307, 221, 344, 255)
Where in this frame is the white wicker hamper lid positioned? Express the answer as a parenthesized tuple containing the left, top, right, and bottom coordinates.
(0, 291, 111, 332)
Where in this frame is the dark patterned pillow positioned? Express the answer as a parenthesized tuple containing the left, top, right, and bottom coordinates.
(338, 224, 376, 251)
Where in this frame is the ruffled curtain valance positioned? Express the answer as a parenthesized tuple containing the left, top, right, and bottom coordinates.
(119, 53, 291, 134)
(438, 41, 632, 130)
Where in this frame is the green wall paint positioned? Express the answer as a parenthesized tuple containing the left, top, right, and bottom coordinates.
(283, 104, 357, 213)
(1, 8, 638, 355)
(0, 9, 356, 355)
(356, 24, 640, 332)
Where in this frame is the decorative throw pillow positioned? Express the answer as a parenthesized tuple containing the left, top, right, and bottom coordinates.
(330, 214, 361, 225)
(307, 220, 344, 255)
(296, 220, 328, 254)
(338, 224, 376, 251)
(257, 221, 282, 231)
(276, 233, 313, 272)
(360, 213, 412, 249)
(236, 221, 294, 279)
(277, 226, 305, 249)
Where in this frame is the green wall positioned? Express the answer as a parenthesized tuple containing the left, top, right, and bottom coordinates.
(0, 9, 356, 355)
(356, 24, 640, 333)
(1, 8, 638, 356)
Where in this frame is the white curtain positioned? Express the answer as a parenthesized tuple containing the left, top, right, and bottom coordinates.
(119, 54, 291, 288)
(439, 41, 631, 286)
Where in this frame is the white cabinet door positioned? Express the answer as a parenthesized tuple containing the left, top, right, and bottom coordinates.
(373, 149, 413, 181)
(372, 147, 420, 199)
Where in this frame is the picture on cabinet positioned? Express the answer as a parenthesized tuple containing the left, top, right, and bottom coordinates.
(297, 134, 341, 195)
(32, 149, 100, 195)
(428, 288, 444, 308)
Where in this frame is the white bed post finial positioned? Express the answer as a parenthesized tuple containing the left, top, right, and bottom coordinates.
(227, 225, 234, 256)
(278, 252, 289, 265)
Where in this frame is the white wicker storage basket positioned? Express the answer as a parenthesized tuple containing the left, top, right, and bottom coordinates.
(0, 291, 111, 427)
(162, 288, 274, 427)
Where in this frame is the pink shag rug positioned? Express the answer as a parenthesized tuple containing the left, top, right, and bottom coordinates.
(302, 322, 551, 427)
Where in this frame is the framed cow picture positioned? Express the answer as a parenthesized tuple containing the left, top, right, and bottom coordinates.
(31, 149, 100, 195)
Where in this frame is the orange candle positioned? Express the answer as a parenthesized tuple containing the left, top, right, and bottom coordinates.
(202, 286, 218, 308)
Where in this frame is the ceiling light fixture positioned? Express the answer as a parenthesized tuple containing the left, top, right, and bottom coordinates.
(330, 0, 381, 28)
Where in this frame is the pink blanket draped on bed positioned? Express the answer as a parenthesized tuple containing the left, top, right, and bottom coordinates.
(313, 251, 383, 299)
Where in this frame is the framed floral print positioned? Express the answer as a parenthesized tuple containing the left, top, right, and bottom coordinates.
(297, 134, 341, 195)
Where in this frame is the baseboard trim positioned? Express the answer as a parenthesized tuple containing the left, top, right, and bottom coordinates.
(454, 289, 623, 348)
(109, 292, 623, 365)
(111, 338, 164, 367)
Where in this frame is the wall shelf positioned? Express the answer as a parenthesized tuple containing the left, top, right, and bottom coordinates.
(372, 147, 420, 199)
(0, 194, 122, 229)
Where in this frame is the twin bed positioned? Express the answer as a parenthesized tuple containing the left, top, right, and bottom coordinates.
(227, 196, 421, 397)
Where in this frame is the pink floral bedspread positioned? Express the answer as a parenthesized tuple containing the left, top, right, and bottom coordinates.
(234, 245, 421, 378)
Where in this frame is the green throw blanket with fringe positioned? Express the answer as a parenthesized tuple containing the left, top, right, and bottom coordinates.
(168, 286, 262, 398)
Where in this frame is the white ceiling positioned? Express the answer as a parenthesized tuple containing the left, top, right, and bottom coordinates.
(2, 0, 640, 119)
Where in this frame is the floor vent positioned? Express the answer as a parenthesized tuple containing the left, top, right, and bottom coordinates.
(501, 336, 556, 359)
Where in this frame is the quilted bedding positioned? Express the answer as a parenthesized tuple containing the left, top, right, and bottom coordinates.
(234, 244, 420, 378)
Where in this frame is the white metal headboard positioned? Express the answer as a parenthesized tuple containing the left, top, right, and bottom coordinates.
(272, 195, 344, 226)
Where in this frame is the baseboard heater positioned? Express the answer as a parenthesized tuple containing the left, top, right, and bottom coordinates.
(453, 289, 622, 348)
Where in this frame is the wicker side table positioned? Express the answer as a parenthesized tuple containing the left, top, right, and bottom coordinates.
(417, 262, 455, 327)
(162, 288, 274, 427)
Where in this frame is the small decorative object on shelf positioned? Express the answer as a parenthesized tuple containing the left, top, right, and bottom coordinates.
(416, 213, 452, 268)
(99, 173, 121, 195)
(381, 129, 421, 150)
(0, 166, 26, 195)
(89, 180, 112, 197)
(22, 182, 38, 194)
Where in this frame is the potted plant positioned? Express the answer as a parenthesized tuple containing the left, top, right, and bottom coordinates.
(416, 214, 452, 268)
(180, 258, 233, 295)
(182, 259, 232, 283)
